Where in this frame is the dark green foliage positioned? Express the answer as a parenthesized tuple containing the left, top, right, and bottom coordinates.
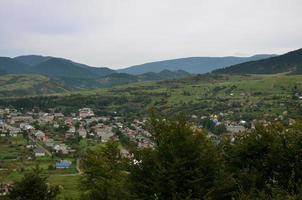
(129, 115, 220, 199)
(212, 123, 227, 135)
(80, 140, 130, 200)
(222, 122, 302, 198)
(214, 48, 302, 74)
(8, 165, 60, 200)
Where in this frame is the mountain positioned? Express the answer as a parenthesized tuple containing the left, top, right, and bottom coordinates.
(118, 55, 276, 75)
(213, 48, 302, 74)
(0, 69, 7, 75)
(0, 57, 30, 74)
(28, 57, 112, 78)
(14, 55, 50, 66)
(16, 56, 115, 78)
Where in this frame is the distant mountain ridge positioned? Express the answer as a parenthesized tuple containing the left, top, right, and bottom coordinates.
(54, 69, 190, 89)
(118, 54, 276, 74)
(1, 55, 115, 78)
(0, 69, 191, 97)
(15, 55, 50, 66)
(0, 57, 29, 74)
(213, 48, 302, 74)
(0, 53, 276, 78)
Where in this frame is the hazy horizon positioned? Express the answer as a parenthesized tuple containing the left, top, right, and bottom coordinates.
(1, 0, 301, 69)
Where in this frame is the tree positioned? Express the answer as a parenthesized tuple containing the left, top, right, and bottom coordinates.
(222, 122, 302, 198)
(80, 140, 130, 200)
(129, 115, 220, 199)
(8, 165, 60, 200)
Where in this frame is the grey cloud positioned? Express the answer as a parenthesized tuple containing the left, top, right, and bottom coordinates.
(0, 0, 301, 68)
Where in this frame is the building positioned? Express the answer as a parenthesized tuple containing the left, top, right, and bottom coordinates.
(20, 123, 35, 132)
(34, 130, 47, 141)
(54, 113, 64, 119)
(10, 116, 34, 124)
(96, 126, 114, 142)
(7, 126, 21, 136)
(53, 144, 69, 154)
(79, 108, 94, 118)
(39, 114, 54, 124)
(65, 126, 76, 139)
(55, 160, 71, 169)
(78, 127, 87, 138)
(226, 125, 246, 133)
(34, 147, 46, 157)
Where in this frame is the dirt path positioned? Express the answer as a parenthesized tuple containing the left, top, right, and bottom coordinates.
(76, 158, 82, 175)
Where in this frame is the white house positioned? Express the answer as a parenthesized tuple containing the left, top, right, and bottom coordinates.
(34, 147, 46, 157)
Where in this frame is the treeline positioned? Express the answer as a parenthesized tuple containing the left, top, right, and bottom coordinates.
(0, 94, 152, 118)
(6, 116, 302, 200)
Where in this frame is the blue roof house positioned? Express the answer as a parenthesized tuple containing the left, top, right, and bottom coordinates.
(55, 160, 71, 169)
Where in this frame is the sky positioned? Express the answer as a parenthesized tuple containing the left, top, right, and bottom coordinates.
(0, 0, 302, 69)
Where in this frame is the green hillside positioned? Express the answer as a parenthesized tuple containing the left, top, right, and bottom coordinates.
(2, 73, 302, 120)
(0, 74, 70, 97)
(29, 58, 107, 78)
(214, 48, 302, 74)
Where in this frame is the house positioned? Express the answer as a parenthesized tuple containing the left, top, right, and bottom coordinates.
(45, 139, 55, 148)
(65, 126, 76, 139)
(54, 113, 64, 119)
(8, 126, 21, 136)
(96, 126, 114, 142)
(53, 144, 69, 154)
(78, 127, 87, 138)
(79, 108, 94, 119)
(55, 160, 71, 169)
(64, 117, 73, 127)
(0, 120, 4, 133)
(20, 123, 35, 132)
(26, 144, 35, 149)
(68, 126, 76, 133)
(34, 130, 47, 141)
(11, 116, 34, 124)
(226, 125, 246, 133)
(34, 147, 46, 157)
(39, 114, 54, 124)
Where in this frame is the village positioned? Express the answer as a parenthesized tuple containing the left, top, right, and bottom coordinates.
(0, 105, 297, 197)
(0, 107, 153, 162)
(0, 106, 295, 159)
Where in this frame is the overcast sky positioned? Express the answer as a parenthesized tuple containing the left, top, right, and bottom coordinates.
(0, 0, 301, 69)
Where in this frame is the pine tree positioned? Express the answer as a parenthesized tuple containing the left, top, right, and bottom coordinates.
(8, 165, 60, 200)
